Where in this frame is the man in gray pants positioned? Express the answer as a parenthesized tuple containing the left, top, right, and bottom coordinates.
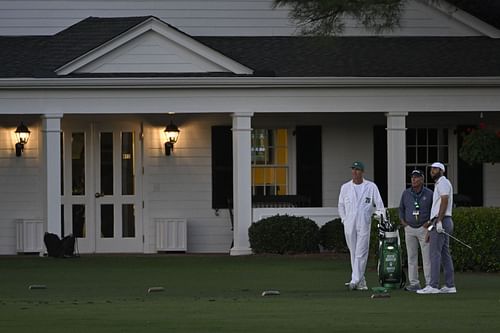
(417, 162, 457, 294)
(399, 169, 433, 291)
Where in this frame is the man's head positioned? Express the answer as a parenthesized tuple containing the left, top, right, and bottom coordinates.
(430, 162, 445, 180)
(351, 161, 364, 183)
(410, 169, 424, 190)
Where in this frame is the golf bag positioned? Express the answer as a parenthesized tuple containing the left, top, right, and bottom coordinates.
(43, 232, 77, 258)
(376, 212, 405, 289)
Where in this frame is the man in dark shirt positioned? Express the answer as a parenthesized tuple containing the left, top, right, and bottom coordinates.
(399, 169, 433, 292)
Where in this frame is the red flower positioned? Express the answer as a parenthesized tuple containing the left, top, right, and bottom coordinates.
(497, 131, 500, 138)
(479, 122, 487, 129)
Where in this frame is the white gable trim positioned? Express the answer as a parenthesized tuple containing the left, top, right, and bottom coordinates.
(426, 0, 500, 38)
(55, 17, 253, 75)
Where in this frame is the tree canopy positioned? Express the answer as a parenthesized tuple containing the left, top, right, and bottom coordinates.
(273, 0, 500, 35)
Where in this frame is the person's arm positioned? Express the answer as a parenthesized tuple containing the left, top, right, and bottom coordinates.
(373, 184, 386, 219)
(374, 185, 385, 211)
(437, 195, 449, 224)
(338, 186, 346, 223)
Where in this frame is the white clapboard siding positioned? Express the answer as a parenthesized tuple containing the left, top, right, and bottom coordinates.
(0, 120, 43, 255)
(77, 31, 232, 73)
(143, 114, 233, 253)
(0, 0, 488, 37)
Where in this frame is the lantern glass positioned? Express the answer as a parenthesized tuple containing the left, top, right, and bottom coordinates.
(15, 122, 31, 144)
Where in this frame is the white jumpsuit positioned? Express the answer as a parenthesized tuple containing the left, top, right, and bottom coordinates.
(338, 179, 385, 285)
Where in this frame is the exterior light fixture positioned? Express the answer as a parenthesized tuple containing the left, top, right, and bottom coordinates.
(15, 122, 31, 157)
(164, 120, 180, 156)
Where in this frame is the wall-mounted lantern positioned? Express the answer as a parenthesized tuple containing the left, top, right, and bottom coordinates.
(15, 122, 31, 157)
(164, 120, 180, 156)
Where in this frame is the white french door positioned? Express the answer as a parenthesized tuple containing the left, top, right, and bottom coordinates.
(61, 120, 143, 253)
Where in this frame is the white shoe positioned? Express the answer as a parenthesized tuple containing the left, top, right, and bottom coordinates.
(416, 285, 440, 294)
(439, 286, 457, 294)
(346, 282, 356, 291)
(355, 280, 368, 291)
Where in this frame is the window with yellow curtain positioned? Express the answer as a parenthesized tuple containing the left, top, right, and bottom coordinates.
(251, 128, 288, 196)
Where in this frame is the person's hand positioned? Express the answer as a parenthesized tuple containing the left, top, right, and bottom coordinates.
(425, 232, 430, 243)
(436, 221, 444, 233)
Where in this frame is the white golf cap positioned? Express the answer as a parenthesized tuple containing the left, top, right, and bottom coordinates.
(431, 162, 445, 172)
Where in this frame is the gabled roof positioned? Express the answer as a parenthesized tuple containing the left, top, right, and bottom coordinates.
(198, 36, 500, 77)
(1, 16, 500, 79)
(448, 0, 500, 30)
(53, 16, 252, 75)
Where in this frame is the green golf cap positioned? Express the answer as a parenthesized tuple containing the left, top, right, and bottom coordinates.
(351, 161, 364, 170)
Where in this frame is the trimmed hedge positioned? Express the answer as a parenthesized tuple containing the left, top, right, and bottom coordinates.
(250, 208, 499, 272)
(318, 218, 348, 253)
(318, 207, 499, 272)
(450, 207, 499, 272)
(249, 214, 319, 254)
(369, 207, 499, 272)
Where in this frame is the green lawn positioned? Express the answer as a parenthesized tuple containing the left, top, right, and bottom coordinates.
(0, 255, 498, 333)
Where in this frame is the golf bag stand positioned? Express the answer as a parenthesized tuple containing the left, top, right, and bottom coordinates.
(377, 213, 405, 289)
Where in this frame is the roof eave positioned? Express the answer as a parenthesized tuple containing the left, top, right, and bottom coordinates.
(2, 76, 500, 89)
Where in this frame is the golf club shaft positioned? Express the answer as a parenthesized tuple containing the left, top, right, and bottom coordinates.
(443, 231, 472, 249)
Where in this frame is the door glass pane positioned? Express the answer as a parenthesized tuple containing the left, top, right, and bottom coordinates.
(61, 133, 64, 195)
(61, 205, 64, 236)
(101, 204, 114, 238)
(72, 133, 85, 195)
(72, 204, 86, 238)
(121, 132, 135, 195)
(122, 204, 135, 237)
(100, 133, 113, 195)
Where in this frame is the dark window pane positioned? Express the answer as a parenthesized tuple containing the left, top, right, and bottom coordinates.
(406, 147, 416, 163)
(72, 133, 85, 195)
(72, 204, 85, 238)
(442, 129, 449, 145)
(428, 147, 438, 162)
(406, 128, 416, 146)
(121, 132, 134, 195)
(100, 133, 113, 195)
(428, 129, 438, 145)
(122, 204, 135, 237)
(61, 133, 64, 195)
(440, 147, 449, 163)
(101, 204, 113, 238)
(417, 129, 427, 145)
(61, 205, 64, 236)
(417, 147, 427, 163)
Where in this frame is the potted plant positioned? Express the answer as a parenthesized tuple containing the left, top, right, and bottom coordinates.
(459, 122, 500, 165)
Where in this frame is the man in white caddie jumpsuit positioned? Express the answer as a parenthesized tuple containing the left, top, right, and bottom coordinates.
(338, 161, 385, 291)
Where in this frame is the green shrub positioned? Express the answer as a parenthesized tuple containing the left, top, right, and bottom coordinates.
(451, 207, 499, 272)
(249, 214, 320, 254)
(370, 207, 499, 272)
(318, 218, 348, 253)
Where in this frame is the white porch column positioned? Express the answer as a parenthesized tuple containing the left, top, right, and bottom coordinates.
(386, 112, 407, 208)
(42, 114, 63, 236)
(230, 112, 253, 256)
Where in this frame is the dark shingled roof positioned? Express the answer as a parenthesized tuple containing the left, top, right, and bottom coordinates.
(1, 16, 500, 79)
(198, 36, 500, 77)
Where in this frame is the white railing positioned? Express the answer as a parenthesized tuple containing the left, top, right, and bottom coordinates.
(16, 219, 44, 254)
(155, 218, 187, 252)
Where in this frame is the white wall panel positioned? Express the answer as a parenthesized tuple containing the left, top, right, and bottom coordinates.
(0, 118, 43, 254)
(0, 0, 489, 37)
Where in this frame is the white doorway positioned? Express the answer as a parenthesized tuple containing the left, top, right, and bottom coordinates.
(61, 120, 143, 253)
